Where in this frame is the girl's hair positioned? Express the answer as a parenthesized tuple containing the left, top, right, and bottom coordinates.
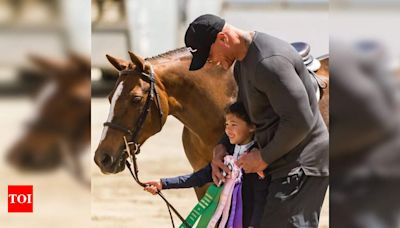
(225, 102, 252, 125)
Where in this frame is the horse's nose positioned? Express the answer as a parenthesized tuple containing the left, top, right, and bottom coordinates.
(7, 147, 34, 167)
(6, 148, 19, 165)
(95, 151, 114, 169)
(20, 150, 34, 165)
(8, 147, 30, 162)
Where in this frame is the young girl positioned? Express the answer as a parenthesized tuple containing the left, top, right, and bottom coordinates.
(144, 102, 268, 227)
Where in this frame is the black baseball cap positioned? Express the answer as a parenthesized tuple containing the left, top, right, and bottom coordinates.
(185, 14, 226, 71)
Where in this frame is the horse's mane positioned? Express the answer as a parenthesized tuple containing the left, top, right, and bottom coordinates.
(145, 47, 189, 62)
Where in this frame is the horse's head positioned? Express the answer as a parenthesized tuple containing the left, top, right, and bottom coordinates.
(94, 52, 169, 174)
(7, 54, 91, 171)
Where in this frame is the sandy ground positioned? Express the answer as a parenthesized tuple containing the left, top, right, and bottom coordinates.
(0, 98, 91, 228)
(91, 98, 329, 228)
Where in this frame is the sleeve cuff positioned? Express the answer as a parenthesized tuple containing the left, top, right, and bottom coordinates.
(160, 178, 169, 190)
(260, 147, 274, 165)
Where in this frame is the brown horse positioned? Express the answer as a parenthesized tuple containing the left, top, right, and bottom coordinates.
(7, 54, 91, 183)
(94, 47, 329, 198)
(316, 55, 329, 128)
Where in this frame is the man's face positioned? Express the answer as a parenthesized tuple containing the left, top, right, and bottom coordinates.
(207, 33, 235, 70)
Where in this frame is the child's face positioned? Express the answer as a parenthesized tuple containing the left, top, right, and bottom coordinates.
(225, 113, 255, 145)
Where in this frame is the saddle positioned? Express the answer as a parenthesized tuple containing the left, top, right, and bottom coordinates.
(291, 42, 325, 101)
(291, 42, 321, 72)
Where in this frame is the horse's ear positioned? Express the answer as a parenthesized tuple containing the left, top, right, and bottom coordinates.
(69, 52, 91, 73)
(128, 51, 146, 71)
(29, 54, 64, 74)
(106, 54, 129, 71)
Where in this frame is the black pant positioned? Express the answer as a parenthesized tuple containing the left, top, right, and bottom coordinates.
(330, 175, 400, 228)
(259, 169, 328, 228)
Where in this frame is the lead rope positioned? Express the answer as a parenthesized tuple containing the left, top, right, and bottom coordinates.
(123, 136, 191, 228)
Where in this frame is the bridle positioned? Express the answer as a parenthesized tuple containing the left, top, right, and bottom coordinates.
(103, 64, 190, 228)
(104, 65, 163, 149)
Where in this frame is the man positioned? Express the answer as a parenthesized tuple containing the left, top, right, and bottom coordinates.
(185, 14, 329, 227)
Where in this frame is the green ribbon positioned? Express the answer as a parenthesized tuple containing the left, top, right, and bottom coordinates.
(179, 184, 223, 228)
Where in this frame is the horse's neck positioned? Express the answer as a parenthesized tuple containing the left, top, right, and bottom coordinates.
(155, 60, 236, 142)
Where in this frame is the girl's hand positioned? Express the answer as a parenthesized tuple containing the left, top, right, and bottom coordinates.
(143, 180, 162, 195)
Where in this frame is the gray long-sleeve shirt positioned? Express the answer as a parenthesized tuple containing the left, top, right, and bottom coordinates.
(221, 32, 329, 179)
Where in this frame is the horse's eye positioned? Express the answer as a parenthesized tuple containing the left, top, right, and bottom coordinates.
(132, 96, 143, 103)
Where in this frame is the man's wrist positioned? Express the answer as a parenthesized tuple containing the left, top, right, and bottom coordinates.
(213, 144, 227, 157)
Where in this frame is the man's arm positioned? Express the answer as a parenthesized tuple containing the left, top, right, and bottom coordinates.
(254, 56, 314, 165)
(211, 62, 241, 183)
(217, 133, 232, 150)
(211, 143, 231, 185)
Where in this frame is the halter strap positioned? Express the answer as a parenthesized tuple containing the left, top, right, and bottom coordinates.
(103, 64, 188, 227)
(103, 64, 163, 144)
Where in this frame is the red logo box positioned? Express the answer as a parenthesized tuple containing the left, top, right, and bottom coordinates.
(8, 185, 33, 213)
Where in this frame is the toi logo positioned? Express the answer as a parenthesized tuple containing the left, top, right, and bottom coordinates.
(8, 185, 33, 213)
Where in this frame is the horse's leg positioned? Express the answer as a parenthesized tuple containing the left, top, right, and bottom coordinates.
(182, 127, 213, 200)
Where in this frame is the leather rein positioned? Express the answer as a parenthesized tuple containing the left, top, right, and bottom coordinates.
(103, 65, 190, 228)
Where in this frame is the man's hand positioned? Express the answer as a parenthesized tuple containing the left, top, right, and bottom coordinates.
(236, 148, 268, 173)
(211, 144, 230, 186)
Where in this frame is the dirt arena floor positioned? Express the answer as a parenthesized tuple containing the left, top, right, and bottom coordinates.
(91, 98, 329, 228)
(0, 98, 91, 228)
